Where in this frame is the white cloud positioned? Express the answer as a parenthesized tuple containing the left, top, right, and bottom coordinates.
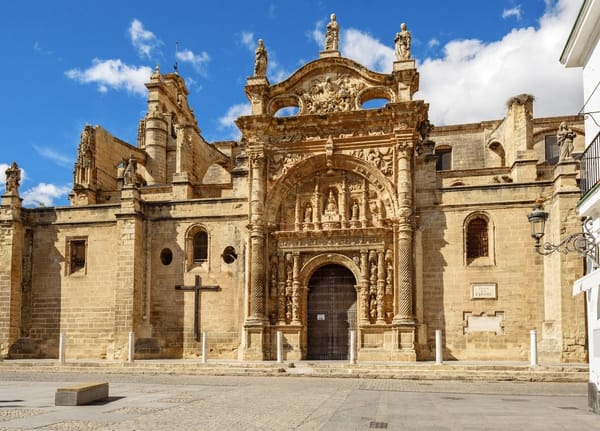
(341, 29, 395, 73)
(176, 48, 210, 75)
(241, 32, 255, 51)
(21, 183, 71, 207)
(33, 145, 73, 168)
(65, 59, 152, 95)
(428, 38, 440, 49)
(310, 20, 325, 48)
(418, 0, 583, 125)
(503, 6, 523, 20)
(218, 102, 251, 139)
(128, 19, 161, 58)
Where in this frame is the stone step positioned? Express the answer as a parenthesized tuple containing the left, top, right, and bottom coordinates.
(0, 360, 588, 382)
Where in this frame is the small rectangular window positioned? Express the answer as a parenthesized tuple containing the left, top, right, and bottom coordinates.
(545, 135, 559, 164)
(436, 149, 452, 171)
(67, 238, 87, 275)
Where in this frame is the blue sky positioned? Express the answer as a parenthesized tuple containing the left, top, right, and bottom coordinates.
(0, 0, 584, 207)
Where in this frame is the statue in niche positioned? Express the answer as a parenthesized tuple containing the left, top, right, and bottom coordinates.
(304, 203, 313, 222)
(285, 296, 293, 322)
(253, 39, 268, 77)
(557, 121, 576, 162)
(324, 13, 339, 51)
(270, 255, 278, 296)
(351, 201, 359, 220)
(325, 189, 338, 214)
(394, 23, 411, 60)
(369, 294, 377, 322)
(285, 253, 293, 284)
(4, 162, 21, 195)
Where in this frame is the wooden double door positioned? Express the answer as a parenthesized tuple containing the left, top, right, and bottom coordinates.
(307, 265, 357, 360)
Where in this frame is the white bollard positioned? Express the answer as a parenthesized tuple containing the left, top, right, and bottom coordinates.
(58, 333, 66, 364)
(435, 329, 443, 365)
(276, 331, 283, 364)
(530, 329, 538, 367)
(201, 331, 207, 364)
(349, 330, 357, 364)
(127, 331, 135, 363)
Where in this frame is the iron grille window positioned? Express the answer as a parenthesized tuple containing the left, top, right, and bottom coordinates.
(467, 218, 488, 258)
(69, 239, 86, 274)
(193, 231, 208, 262)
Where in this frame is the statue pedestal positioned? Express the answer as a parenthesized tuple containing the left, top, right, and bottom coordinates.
(319, 50, 341, 59)
(393, 60, 416, 71)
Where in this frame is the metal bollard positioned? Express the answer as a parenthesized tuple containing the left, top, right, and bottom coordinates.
(349, 330, 357, 364)
(201, 331, 207, 364)
(530, 329, 538, 367)
(128, 331, 135, 363)
(58, 333, 66, 364)
(435, 329, 443, 365)
(276, 331, 283, 364)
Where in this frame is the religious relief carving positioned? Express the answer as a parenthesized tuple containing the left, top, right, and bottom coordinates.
(322, 188, 342, 229)
(268, 152, 310, 182)
(296, 74, 366, 114)
(137, 118, 146, 149)
(348, 147, 393, 176)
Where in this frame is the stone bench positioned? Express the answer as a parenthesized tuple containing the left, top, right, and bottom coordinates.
(55, 382, 109, 406)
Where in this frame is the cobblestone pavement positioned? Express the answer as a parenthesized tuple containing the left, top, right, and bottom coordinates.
(0, 371, 598, 430)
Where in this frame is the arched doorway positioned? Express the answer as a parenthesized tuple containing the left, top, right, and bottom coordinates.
(307, 265, 357, 360)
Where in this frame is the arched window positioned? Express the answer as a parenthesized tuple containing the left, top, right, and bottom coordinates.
(193, 231, 208, 263)
(466, 218, 488, 259)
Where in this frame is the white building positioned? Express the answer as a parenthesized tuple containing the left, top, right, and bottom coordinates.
(561, 0, 600, 414)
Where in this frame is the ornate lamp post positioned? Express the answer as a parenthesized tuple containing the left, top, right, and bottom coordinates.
(527, 204, 598, 268)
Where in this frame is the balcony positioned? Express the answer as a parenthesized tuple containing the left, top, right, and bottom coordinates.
(580, 131, 600, 198)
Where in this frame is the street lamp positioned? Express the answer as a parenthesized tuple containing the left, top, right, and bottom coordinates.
(527, 204, 598, 268)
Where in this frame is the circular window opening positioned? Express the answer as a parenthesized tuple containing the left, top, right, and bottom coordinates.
(222, 246, 238, 264)
(160, 248, 173, 266)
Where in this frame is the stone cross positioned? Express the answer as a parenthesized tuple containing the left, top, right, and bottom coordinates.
(175, 275, 220, 341)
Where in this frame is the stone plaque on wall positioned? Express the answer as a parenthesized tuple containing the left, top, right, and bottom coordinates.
(471, 283, 497, 300)
(463, 312, 504, 335)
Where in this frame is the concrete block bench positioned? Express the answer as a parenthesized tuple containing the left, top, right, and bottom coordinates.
(55, 382, 109, 406)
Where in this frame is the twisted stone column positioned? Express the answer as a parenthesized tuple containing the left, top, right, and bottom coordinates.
(376, 250, 386, 323)
(248, 152, 266, 322)
(393, 139, 415, 324)
(291, 253, 301, 324)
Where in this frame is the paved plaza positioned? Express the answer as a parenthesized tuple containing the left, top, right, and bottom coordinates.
(0, 370, 598, 430)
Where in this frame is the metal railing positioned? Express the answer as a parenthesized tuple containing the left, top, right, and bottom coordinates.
(580, 131, 600, 198)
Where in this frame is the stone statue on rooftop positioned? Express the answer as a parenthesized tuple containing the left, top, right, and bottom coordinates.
(324, 13, 339, 51)
(4, 161, 21, 195)
(253, 39, 268, 77)
(394, 23, 411, 60)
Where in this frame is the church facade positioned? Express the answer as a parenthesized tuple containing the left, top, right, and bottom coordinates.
(0, 21, 588, 362)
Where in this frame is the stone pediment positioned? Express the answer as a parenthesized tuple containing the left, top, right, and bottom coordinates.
(245, 57, 418, 117)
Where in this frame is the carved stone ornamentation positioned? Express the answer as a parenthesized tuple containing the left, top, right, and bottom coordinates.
(268, 152, 310, 182)
(296, 74, 365, 114)
(4, 162, 21, 196)
(74, 125, 96, 188)
(349, 147, 393, 176)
